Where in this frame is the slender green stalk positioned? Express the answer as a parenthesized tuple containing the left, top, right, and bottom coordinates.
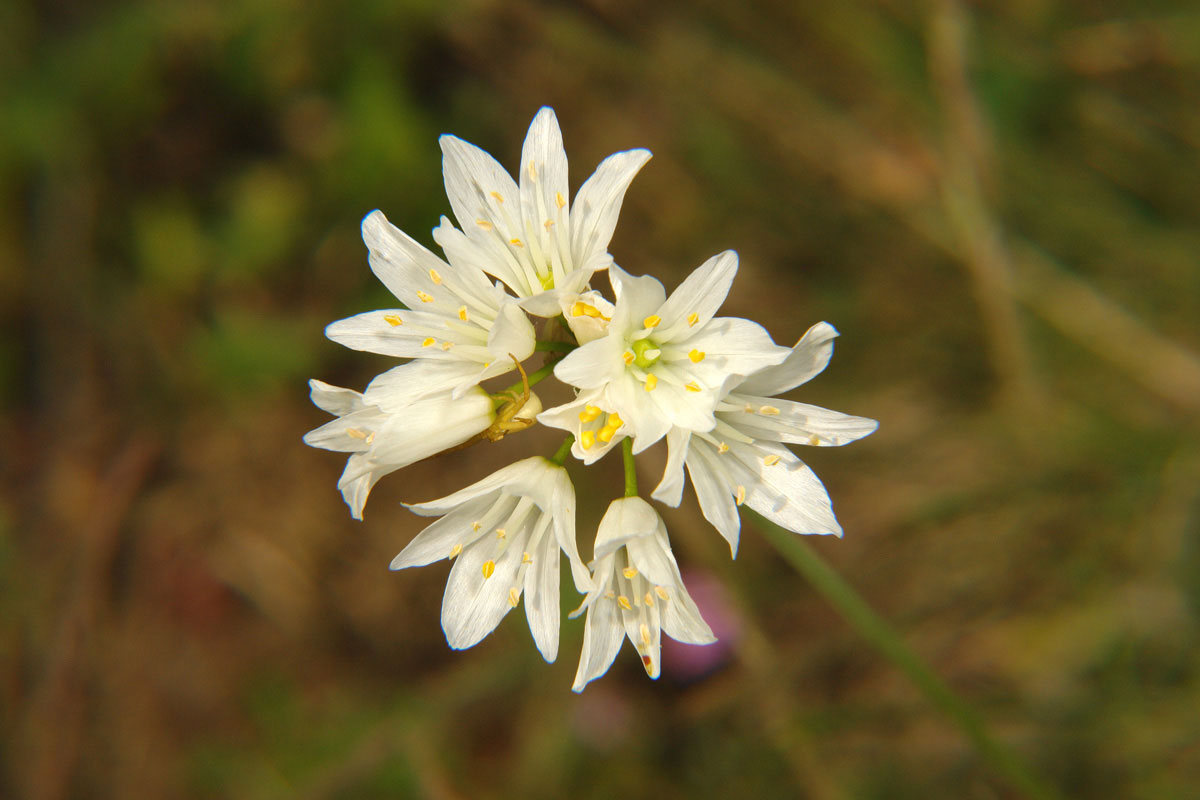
(497, 361, 557, 403)
(549, 435, 574, 466)
(749, 512, 1061, 800)
(534, 340, 577, 354)
(621, 438, 638, 498)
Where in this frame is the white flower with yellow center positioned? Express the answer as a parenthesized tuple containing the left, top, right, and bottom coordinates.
(652, 322, 878, 555)
(434, 107, 651, 316)
(304, 379, 537, 520)
(323, 210, 537, 400)
(390, 457, 590, 663)
(542, 251, 791, 455)
(571, 496, 715, 692)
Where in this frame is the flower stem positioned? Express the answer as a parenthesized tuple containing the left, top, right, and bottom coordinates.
(749, 512, 1061, 800)
(549, 435, 574, 466)
(534, 340, 577, 354)
(498, 361, 556, 400)
(621, 438, 638, 498)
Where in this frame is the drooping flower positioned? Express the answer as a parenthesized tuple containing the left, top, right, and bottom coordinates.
(303, 379, 541, 520)
(542, 251, 790, 456)
(391, 457, 590, 663)
(435, 107, 652, 316)
(652, 322, 878, 555)
(572, 497, 715, 692)
(323, 210, 537, 400)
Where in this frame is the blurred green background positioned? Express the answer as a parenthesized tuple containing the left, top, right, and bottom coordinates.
(3, 0, 1200, 797)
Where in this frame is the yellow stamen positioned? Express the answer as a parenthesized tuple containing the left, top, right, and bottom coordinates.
(555, 191, 566, 209)
(606, 412, 623, 428)
(640, 623, 651, 646)
(617, 595, 633, 610)
(717, 442, 729, 454)
(655, 586, 670, 601)
(580, 430, 596, 450)
(528, 161, 538, 181)
(685, 381, 701, 393)
(760, 405, 780, 415)
(365, 432, 375, 445)
(809, 434, 821, 446)
(440, 341, 454, 350)
(458, 305, 469, 322)
(481, 560, 496, 579)
(644, 591, 655, 607)
(571, 301, 608, 319)
(622, 567, 638, 579)
(597, 426, 617, 443)
(522, 551, 532, 564)
(346, 428, 367, 439)
(509, 238, 523, 247)
(472, 521, 482, 531)
(449, 543, 463, 558)
(544, 219, 554, 230)
(421, 337, 436, 347)
(495, 528, 506, 539)
(429, 268, 443, 285)
(643, 314, 661, 329)
(644, 374, 658, 391)
(383, 314, 403, 327)
(763, 454, 782, 467)
(687, 312, 699, 327)
(416, 290, 434, 303)
(475, 219, 493, 231)
(490, 191, 504, 203)
(735, 485, 746, 506)
(509, 587, 520, 607)
(688, 349, 706, 363)
(579, 405, 603, 423)
(622, 351, 635, 365)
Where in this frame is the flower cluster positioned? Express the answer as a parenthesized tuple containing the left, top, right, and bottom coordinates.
(306, 108, 877, 691)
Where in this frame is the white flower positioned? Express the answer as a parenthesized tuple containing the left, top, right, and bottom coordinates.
(323, 210, 537, 400)
(652, 322, 878, 555)
(542, 251, 790, 456)
(571, 497, 715, 692)
(434, 107, 651, 316)
(303, 379, 540, 520)
(390, 457, 590, 663)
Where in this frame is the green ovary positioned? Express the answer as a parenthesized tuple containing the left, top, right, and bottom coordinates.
(631, 338, 660, 369)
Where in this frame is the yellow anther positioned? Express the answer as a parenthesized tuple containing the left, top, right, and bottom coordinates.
(655, 585, 670, 601)
(604, 589, 617, 600)
(509, 238, 524, 247)
(606, 412, 623, 428)
(365, 431, 375, 445)
(481, 560, 496, 579)
(580, 430, 596, 450)
(440, 341, 454, 350)
(688, 349, 706, 363)
(809, 434, 821, 445)
(346, 428, 367, 439)
(383, 314, 403, 327)
(555, 191, 566, 209)
(760, 405, 780, 415)
(528, 161, 538, 181)
(617, 595, 633, 610)
(640, 623, 651, 646)
(735, 485, 746, 506)
(544, 219, 554, 230)
(509, 587, 520, 607)
(475, 218, 493, 231)
(597, 426, 617, 443)
(644, 591, 655, 607)
(458, 305, 469, 322)
(429, 268, 443, 285)
(687, 312, 699, 327)
(449, 543, 463, 558)
(422, 337, 436, 347)
(495, 528, 506, 539)
(763, 454, 782, 467)
(472, 521, 482, 531)
(643, 314, 662, 329)
(579, 405, 603, 423)
(522, 551, 532, 564)
(416, 290, 434, 303)
(744, 403, 756, 413)
(644, 374, 658, 391)
(717, 442, 729, 454)
(490, 191, 504, 203)
(622, 567, 638, 579)
(571, 301, 607, 319)
(685, 381, 701, 393)
(622, 351, 635, 365)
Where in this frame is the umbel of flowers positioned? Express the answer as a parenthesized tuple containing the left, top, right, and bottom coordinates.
(306, 108, 877, 691)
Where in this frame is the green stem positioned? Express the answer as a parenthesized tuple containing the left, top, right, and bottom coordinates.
(496, 362, 557, 406)
(621, 438, 638, 498)
(534, 340, 577, 354)
(750, 512, 1061, 800)
(549, 435, 574, 466)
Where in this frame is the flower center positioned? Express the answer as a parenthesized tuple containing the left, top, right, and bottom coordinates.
(630, 338, 660, 369)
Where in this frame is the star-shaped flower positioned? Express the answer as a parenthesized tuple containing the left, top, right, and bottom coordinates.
(652, 322, 878, 555)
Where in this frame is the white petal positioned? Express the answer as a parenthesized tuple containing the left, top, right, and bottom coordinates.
(364, 360, 482, 410)
(736, 442, 842, 537)
(677, 317, 790, 380)
(440, 133, 521, 239)
(307, 379, 365, 417)
(303, 409, 378, 452)
(434, 217, 532, 298)
(546, 468, 591, 592)
(655, 250, 738, 340)
(325, 310, 429, 358)
(737, 321, 840, 396)
(651, 428, 691, 507)
(337, 454, 392, 520)
(361, 210, 457, 309)
(572, 591, 626, 692)
(570, 149, 652, 274)
(486, 301, 536, 363)
(389, 496, 495, 569)
(724, 397, 879, 446)
(608, 265, 666, 331)
(524, 516, 561, 662)
(660, 575, 717, 646)
(441, 535, 522, 650)
(368, 388, 493, 467)
(404, 456, 562, 517)
(607, 374, 672, 453)
(553, 336, 625, 390)
(686, 442, 743, 556)
(593, 497, 660, 557)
